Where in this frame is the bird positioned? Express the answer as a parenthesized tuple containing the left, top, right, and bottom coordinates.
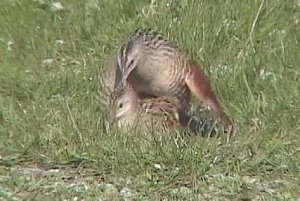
(113, 28, 234, 134)
(107, 80, 183, 133)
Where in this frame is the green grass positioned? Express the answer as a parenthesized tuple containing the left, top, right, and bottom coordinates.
(0, 0, 300, 200)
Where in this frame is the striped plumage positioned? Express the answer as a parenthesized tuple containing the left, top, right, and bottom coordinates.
(99, 53, 117, 110)
(114, 28, 234, 132)
(107, 81, 181, 132)
(99, 50, 155, 111)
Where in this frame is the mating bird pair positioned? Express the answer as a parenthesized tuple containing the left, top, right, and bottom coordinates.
(99, 28, 234, 136)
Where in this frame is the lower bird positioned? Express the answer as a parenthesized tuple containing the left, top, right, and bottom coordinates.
(107, 80, 183, 133)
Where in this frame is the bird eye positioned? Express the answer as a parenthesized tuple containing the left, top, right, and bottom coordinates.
(128, 59, 134, 68)
(118, 102, 123, 109)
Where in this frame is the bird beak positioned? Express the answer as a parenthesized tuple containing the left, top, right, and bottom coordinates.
(106, 113, 116, 131)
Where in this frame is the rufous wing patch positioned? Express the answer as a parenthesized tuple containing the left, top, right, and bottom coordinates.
(185, 60, 234, 131)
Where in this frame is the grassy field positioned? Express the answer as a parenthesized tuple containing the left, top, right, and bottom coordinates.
(0, 0, 300, 200)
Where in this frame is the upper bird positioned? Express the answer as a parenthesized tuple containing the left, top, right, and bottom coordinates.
(100, 28, 234, 133)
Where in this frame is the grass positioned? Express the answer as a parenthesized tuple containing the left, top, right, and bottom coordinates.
(0, 0, 300, 200)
